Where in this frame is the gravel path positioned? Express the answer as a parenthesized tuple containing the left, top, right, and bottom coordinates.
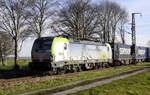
(52, 67, 150, 95)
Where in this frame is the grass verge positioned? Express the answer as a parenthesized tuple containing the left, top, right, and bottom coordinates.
(70, 68, 150, 95)
(0, 59, 30, 70)
(0, 62, 150, 95)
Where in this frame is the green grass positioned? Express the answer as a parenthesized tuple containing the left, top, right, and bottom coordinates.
(0, 59, 30, 70)
(0, 62, 150, 95)
(70, 69, 150, 95)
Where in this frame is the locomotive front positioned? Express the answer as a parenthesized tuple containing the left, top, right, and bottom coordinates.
(30, 37, 54, 69)
(30, 37, 69, 69)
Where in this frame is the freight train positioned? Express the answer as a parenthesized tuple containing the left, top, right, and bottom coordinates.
(29, 36, 150, 73)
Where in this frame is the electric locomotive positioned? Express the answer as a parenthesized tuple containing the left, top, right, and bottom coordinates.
(29, 36, 112, 72)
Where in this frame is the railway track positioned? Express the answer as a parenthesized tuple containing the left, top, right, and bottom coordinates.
(0, 64, 131, 87)
(20, 65, 150, 95)
(0, 66, 119, 87)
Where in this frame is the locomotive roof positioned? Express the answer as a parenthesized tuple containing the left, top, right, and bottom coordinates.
(36, 36, 104, 46)
(36, 37, 54, 40)
(70, 40, 103, 45)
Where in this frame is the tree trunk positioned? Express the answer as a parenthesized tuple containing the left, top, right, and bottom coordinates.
(38, 34, 41, 38)
(103, 27, 106, 43)
(112, 26, 116, 43)
(14, 38, 19, 70)
(122, 29, 125, 44)
(1, 57, 5, 66)
(0, 42, 4, 66)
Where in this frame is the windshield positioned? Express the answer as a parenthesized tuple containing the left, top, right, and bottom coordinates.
(32, 38, 53, 52)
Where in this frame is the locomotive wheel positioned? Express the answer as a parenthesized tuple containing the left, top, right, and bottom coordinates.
(72, 65, 79, 72)
(94, 63, 100, 69)
(57, 69, 65, 75)
(77, 66, 82, 72)
(57, 67, 66, 75)
(102, 63, 110, 68)
(114, 61, 122, 66)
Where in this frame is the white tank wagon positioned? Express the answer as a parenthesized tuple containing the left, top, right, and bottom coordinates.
(29, 37, 112, 73)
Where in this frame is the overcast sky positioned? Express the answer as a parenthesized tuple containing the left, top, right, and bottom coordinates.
(20, 0, 150, 57)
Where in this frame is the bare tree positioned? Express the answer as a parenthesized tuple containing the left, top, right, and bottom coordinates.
(53, 0, 98, 40)
(0, 32, 13, 66)
(95, 1, 128, 43)
(0, 0, 31, 69)
(118, 17, 128, 44)
(95, 2, 110, 42)
(26, 0, 59, 38)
